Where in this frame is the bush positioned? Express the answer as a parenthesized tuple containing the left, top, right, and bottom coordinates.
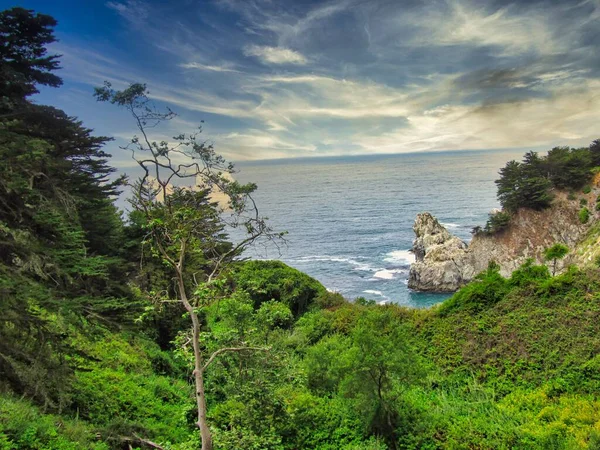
(233, 260, 326, 316)
(568, 192, 577, 201)
(0, 395, 108, 449)
(315, 291, 346, 309)
(579, 207, 591, 224)
(484, 211, 512, 234)
(508, 259, 551, 287)
(580, 198, 588, 206)
(438, 262, 508, 315)
(583, 185, 592, 194)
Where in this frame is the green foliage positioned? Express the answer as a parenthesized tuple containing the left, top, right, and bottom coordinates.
(484, 210, 512, 234)
(0, 395, 109, 450)
(0, 7, 62, 108)
(544, 244, 569, 260)
(233, 260, 326, 316)
(495, 143, 599, 213)
(544, 243, 569, 275)
(579, 207, 590, 224)
(438, 261, 508, 315)
(495, 155, 553, 212)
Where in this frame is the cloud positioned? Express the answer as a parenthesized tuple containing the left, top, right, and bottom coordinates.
(179, 62, 241, 73)
(106, 0, 149, 26)
(243, 45, 308, 65)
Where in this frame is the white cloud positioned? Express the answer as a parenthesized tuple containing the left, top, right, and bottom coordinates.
(106, 0, 149, 26)
(243, 45, 307, 65)
(179, 62, 241, 73)
(393, 0, 577, 59)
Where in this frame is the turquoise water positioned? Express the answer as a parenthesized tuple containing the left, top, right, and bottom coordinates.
(235, 149, 527, 308)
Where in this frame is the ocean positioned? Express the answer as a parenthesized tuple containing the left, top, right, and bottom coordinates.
(234, 148, 527, 308)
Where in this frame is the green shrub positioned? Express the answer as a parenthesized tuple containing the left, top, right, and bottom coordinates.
(233, 260, 326, 316)
(583, 185, 592, 194)
(508, 259, 550, 287)
(0, 395, 108, 449)
(579, 207, 591, 224)
(315, 291, 346, 309)
(484, 211, 512, 234)
(438, 262, 508, 315)
(568, 192, 577, 200)
(580, 198, 588, 206)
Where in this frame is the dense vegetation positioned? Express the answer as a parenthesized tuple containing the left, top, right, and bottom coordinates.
(478, 143, 600, 234)
(496, 146, 599, 213)
(4, 7, 600, 450)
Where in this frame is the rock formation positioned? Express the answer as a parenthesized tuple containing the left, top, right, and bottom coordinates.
(408, 213, 470, 292)
(408, 191, 597, 292)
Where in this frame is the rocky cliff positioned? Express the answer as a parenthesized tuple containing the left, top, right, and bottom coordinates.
(408, 191, 599, 292)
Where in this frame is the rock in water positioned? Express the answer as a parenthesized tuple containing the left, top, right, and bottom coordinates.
(408, 192, 595, 292)
(408, 213, 469, 292)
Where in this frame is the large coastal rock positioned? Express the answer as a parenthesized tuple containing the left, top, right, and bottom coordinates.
(408, 191, 597, 292)
(408, 213, 470, 292)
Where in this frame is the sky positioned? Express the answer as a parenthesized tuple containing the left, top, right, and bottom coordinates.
(5, 0, 600, 164)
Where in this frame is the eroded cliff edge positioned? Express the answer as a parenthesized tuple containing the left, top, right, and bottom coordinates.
(408, 191, 600, 292)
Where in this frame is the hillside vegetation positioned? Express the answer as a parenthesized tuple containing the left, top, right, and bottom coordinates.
(3, 7, 600, 450)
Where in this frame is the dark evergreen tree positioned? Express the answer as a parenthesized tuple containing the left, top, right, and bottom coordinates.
(0, 7, 61, 112)
(495, 160, 522, 212)
(590, 139, 600, 167)
(0, 6, 133, 410)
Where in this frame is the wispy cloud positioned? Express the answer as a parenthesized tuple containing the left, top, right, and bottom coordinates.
(106, 0, 149, 26)
(243, 45, 307, 65)
(179, 62, 241, 73)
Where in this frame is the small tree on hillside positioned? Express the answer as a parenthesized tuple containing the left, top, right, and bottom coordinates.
(544, 243, 569, 276)
(95, 82, 284, 450)
(590, 139, 600, 167)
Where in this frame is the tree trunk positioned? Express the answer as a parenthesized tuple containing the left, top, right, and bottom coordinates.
(191, 314, 212, 450)
(177, 272, 213, 450)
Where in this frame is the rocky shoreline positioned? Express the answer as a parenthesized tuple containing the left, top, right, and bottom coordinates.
(407, 191, 598, 292)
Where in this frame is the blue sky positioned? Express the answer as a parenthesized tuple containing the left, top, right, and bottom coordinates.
(5, 0, 600, 164)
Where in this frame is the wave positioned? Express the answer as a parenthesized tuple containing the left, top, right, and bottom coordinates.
(441, 222, 460, 229)
(383, 250, 415, 265)
(294, 255, 379, 272)
(363, 289, 386, 297)
(372, 269, 406, 280)
(363, 289, 390, 305)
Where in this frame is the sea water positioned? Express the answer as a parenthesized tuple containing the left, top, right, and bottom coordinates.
(234, 148, 527, 308)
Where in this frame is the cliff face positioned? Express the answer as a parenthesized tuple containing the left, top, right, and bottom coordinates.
(408, 191, 597, 292)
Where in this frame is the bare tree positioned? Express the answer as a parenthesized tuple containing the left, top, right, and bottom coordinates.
(95, 82, 283, 450)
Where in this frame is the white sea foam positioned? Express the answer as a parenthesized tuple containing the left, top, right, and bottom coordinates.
(363, 289, 385, 297)
(296, 255, 378, 272)
(372, 269, 406, 280)
(441, 222, 460, 229)
(373, 270, 394, 279)
(383, 250, 415, 265)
